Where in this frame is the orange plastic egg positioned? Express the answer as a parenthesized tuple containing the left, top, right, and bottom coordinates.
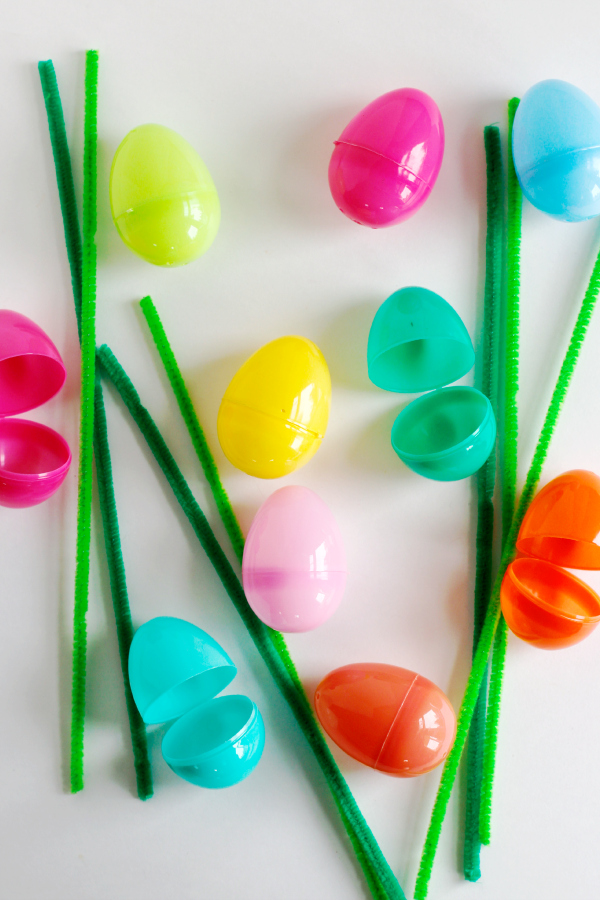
(517, 469, 600, 568)
(501, 470, 600, 649)
(314, 663, 456, 777)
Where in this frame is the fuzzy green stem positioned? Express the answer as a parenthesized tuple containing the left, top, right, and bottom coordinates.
(69, 50, 98, 793)
(463, 123, 503, 881)
(97, 343, 406, 900)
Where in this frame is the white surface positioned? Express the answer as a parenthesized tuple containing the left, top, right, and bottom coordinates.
(2, 2, 600, 898)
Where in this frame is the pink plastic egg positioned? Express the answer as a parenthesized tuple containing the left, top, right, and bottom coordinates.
(242, 485, 346, 632)
(328, 88, 444, 228)
(315, 663, 456, 777)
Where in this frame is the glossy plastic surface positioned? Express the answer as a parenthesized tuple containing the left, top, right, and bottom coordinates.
(217, 336, 331, 479)
(162, 695, 265, 789)
(0, 418, 71, 508)
(128, 617, 237, 724)
(329, 88, 444, 227)
(242, 485, 346, 632)
(314, 663, 456, 776)
(367, 287, 474, 392)
(110, 124, 221, 266)
(512, 80, 600, 222)
(129, 617, 264, 787)
(517, 470, 600, 569)
(0, 310, 66, 416)
(391, 386, 496, 481)
(501, 558, 600, 649)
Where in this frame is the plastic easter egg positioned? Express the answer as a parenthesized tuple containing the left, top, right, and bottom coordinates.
(517, 469, 600, 569)
(501, 470, 600, 649)
(391, 386, 496, 481)
(314, 663, 456, 776)
(0, 310, 66, 415)
(501, 558, 600, 650)
(0, 418, 71, 508)
(217, 336, 331, 479)
(242, 485, 346, 632)
(512, 80, 600, 221)
(367, 287, 474, 392)
(129, 617, 265, 787)
(329, 88, 444, 228)
(110, 124, 221, 266)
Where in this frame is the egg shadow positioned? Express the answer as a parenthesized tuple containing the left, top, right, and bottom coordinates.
(96, 137, 133, 269)
(348, 401, 416, 479)
(270, 105, 366, 228)
(317, 299, 383, 392)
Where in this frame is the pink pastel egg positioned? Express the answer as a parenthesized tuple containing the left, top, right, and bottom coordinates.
(242, 485, 346, 632)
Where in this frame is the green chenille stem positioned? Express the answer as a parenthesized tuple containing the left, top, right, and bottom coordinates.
(93, 378, 153, 799)
(415, 200, 600, 900)
(138, 297, 396, 887)
(96, 343, 406, 900)
(138, 296, 306, 692)
(463, 124, 503, 882)
(37, 61, 83, 341)
(70, 50, 98, 794)
(138, 296, 246, 564)
(39, 58, 152, 799)
(479, 98, 522, 845)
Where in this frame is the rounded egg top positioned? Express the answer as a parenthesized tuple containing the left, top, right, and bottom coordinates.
(329, 88, 444, 228)
(242, 485, 347, 632)
(217, 336, 331, 479)
(512, 80, 600, 221)
(109, 124, 221, 266)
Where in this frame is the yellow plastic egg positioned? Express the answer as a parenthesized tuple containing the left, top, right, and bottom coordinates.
(217, 336, 331, 479)
(109, 124, 220, 267)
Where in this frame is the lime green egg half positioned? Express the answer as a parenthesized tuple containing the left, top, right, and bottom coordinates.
(109, 124, 221, 267)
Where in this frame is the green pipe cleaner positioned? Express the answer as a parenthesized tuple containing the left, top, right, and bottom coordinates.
(463, 124, 503, 881)
(137, 296, 306, 685)
(70, 50, 98, 793)
(38, 58, 152, 799)
(479, 97, 522, 845)
(97, 343, 406, 900)
(138, 294, 398, 895)
(415, 169, 600, 900)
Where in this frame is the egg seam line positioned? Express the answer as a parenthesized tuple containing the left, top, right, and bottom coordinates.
(334, 141, 431, 186)
(373, 672, 419, 771)
(223, 398, 325, 439)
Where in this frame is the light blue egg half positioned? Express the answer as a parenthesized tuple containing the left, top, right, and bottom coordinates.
(512, 79, 600, 222)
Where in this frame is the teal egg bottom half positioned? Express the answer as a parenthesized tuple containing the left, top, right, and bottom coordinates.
(391, 386, 496, 481)
(518, 147, 600, 222)
(162, 695, 265, 789)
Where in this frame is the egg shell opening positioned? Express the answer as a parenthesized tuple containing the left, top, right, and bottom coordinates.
(517, 470, 600, 569)
(0, 418, 71, 508)
(314, 663, 456, 777)
(367, 287, 474, 392)
(110, 124, 221, 266)
(128, 617, 237, 724)
(391, 386, 496, 481)
(161, 695, 265, 789)
(501, 558, 600, 649)
(0, 310, 66, 416)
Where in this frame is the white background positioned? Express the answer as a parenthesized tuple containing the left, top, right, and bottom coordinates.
(1, 2, 600, 898)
